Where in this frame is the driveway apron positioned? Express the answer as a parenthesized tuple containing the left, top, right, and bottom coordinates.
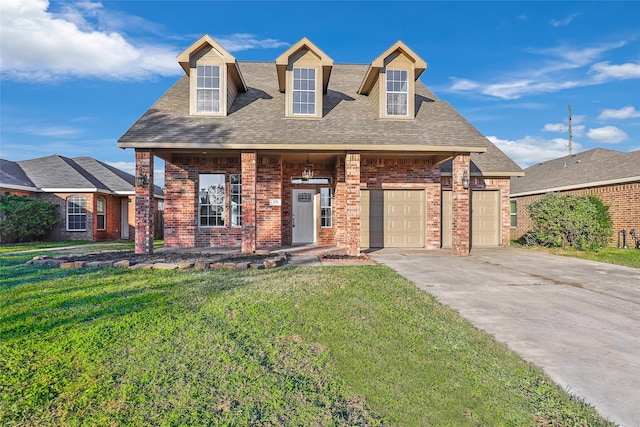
(370, 247, 640, 427)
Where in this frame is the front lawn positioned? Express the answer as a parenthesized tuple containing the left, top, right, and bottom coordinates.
(512, 240, 640, 268)
(0, 254, 613, 426)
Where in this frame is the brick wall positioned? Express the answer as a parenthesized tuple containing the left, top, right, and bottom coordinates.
(256, 155, 282, 248)
(512, 182, 640, 243)
(40, 193, 94, 241)
(451, 154, 471, 256)
(135, 150, 154, 254)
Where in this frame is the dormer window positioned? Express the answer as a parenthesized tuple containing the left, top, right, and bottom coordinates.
(293, 67, 316, 115)
(386, 70, 408, 116)
(177, 34, 247, 117)
(358, 41, 427, 120)
(196, 65, 220, 113)
(275, 38, 333, 119)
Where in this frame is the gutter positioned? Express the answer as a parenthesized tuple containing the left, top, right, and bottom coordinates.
(511, 176, 640, 197)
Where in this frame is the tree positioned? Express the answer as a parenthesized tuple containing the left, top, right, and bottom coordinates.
(0, 194, 59, 243)
(524, 193, 613, 250)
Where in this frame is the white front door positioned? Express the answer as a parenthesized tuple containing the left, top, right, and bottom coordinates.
(292, 189, 315, 244)
(121, 199, 129, 239)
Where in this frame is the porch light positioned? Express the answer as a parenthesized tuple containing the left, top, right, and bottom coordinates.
(136, 173, 148, 187)
(461, 170, 470, 190)
(302, 156, 314, 181)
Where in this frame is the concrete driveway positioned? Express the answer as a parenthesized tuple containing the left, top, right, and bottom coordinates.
(369, 247, 640, 427)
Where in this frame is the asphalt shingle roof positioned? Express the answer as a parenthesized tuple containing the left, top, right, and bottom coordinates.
(119, 62, 522, 176)
(0, 155, 163, 196)
(0, 159, 37, 190)
(511, 148, 640, 195)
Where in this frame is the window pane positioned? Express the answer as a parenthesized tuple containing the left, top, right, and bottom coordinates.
(292, 67, 316, 116)
(199, 174, 225, 227)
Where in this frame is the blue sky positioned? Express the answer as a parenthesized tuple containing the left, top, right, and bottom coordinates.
(2, 1, 639, 188)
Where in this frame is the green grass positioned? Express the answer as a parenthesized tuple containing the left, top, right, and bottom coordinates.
(0, 255, 614, 426)
(0, 240, 164, 255)
(511, 240, 640, 269)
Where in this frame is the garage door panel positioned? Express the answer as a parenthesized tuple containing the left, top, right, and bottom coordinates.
(361, 189, 425, 248)
(442, 190, 500, 248)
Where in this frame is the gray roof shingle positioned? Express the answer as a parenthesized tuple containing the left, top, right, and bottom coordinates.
(119, 62, 522, 176)
(0, 159, 37, 190)
(511, 148, 640, 196)
(1, 155, 163, 196)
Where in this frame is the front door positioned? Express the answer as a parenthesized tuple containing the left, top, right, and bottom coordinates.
(292, 189, 315, 244)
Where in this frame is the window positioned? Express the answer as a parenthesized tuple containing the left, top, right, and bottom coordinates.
(230, 174, 242, 227)
(199, 174, 225, 227)
(196, 65, 220, 113)
(510, 201, 517, 227)
(293, 67, 316, 115)
(386, 69, 408, 116)
(67, 196, 87, 231)
(96, 197, 106, 231)
(321, 187, 332, 228)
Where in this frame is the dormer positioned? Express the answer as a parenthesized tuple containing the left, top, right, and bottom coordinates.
(177, 35, 247, 116)
(275, 38, 333, 118)
(358, 41, 427, 120)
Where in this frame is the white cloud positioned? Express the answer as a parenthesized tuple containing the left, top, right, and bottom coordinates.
(598, 106, 640, 120)
(543, 122, 584, 136)
(550, 13, 579, 27)
(446, 40, 634, 99)
(214, 33, 289, 52)
(590, 61, 640, 80)
(486, 135, 579, 167)
(544, 123, 567, 132)
(0, 0, 182, 81)
(586, 126, 628, 143)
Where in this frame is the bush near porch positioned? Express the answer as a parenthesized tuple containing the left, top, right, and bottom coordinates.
(0, 254, 613, 426)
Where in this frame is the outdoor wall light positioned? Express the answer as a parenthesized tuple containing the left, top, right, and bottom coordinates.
(302, 155, 314, 181)
(462, 170, 470, 190)
(136, 173, 148, 187)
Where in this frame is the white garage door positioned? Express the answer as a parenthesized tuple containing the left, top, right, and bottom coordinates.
(361, 190, 425, 248)
(442, 190, 501, 248)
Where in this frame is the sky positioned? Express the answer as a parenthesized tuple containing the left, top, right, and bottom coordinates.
(1, 0, 639, 188)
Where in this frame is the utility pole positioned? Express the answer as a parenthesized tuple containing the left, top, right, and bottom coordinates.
(568, 104, 573, 156)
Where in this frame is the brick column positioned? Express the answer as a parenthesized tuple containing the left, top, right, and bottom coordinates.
(241, 151, 257, 253)
(135, 150, 154, 254)
(345, 152, 361, 256)
(452, 154, 470, 256)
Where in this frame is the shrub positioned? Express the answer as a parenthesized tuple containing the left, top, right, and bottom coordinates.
(0, 194, 59, 243)
(524, 193, 613, 250)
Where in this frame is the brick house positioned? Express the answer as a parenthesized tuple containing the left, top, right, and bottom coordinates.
(0, 155, 164, 242)
(118, 35, 522, 256)
(510, 148, 640, 242)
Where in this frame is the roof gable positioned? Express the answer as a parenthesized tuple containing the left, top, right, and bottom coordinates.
(359, 41, 427, 95)
(275, 37, 333, 93)
(177, 34, 247, 92)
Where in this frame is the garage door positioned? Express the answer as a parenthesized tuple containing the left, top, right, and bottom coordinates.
(360, 190, 425, 248)
(442, 190, 501, 247)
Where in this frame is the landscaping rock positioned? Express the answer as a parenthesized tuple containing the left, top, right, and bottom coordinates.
(209, 263, 224, 269)
(250, 263, 265, 270)
(60, 262, 75, 269)
(194, 262, 209, 270)
(129, 263, 153, 270)
(113, 260, 130, 268)
(43, 259, 64, 267)
(223, 263, 236, 269)
(177, 262, 194, 270)
(74, 261, 86, 268)
(152, 263, 178, 270)
(235, 262, 249, 270)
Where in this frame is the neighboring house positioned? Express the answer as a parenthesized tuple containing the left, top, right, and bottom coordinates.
(511, 148, 640, 242)
(118, 35, 522, 256)
(0, 155, 164, 242)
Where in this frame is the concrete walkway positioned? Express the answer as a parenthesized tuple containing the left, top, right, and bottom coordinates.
(369, 247, 640, 427)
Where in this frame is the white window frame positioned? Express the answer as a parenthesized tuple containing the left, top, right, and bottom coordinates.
(96, 196, 106, 231)
(67, 196, 87, 231)
(293, 67, 316, 115)
(230, 174, 242, 227)
(199, 174, 225, 227)
(320, 187, 332, 228)
(196, 65, 221, 113)
(386, 69, 408, 116)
